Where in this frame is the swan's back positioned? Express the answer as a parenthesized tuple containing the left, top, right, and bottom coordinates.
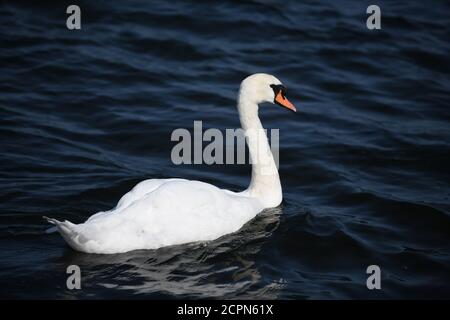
(46, 179, 263, 254)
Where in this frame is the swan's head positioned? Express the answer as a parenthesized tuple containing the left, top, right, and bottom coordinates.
(239, 73, 296, 112)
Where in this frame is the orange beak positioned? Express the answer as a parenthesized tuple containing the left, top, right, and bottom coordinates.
(275, 91, 296, 112)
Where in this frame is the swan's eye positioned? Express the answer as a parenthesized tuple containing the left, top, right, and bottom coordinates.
(270, 84, 286, 97)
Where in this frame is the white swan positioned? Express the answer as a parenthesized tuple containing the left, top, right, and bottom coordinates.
(45, 73, 296, 254)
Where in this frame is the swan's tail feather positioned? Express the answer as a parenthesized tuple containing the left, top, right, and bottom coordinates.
(43, 216, 58, 225)
(43, 216, 90, 252)
(43, 216, 60, 233)
(45, 226, 58, 234)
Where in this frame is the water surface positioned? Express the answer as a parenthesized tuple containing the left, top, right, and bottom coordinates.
(0, 0, 449, 299)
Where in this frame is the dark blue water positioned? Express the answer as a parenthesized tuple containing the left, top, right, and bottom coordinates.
(1, 0, 449, 299)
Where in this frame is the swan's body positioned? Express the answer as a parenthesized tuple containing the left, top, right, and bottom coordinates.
(45, 74, 296, 254)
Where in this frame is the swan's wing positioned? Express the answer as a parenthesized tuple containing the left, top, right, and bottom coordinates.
(115, 178, 185, 209)
(86, 178, 185, 222)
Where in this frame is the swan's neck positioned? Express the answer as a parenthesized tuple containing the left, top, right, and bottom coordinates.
(238, 96, 282, 208)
